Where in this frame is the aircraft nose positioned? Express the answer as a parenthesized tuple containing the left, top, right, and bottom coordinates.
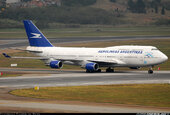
(162, 54, 168, 62)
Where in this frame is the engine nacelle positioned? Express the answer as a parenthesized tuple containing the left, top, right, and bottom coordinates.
(50, 60, 63, 69)
(85, 63, 99, 71)
(129, 67, 141, 69)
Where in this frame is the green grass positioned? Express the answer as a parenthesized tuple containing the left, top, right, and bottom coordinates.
(0, 73, 22, 77)
(0, 26, 170, 38)
(10, 84, 170, 107)
(0, 52, 48, 68)
(0, 39, 170, 70)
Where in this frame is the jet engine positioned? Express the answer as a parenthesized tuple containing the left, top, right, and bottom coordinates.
(129, 67, 141, 69)
(50, 60, 63, 69)
(85, 62, 99, 72)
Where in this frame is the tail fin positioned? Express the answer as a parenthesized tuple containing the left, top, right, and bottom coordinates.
(23, 20, 53, 47)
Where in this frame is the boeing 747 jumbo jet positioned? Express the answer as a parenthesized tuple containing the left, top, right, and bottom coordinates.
(3, 20, 168, 74)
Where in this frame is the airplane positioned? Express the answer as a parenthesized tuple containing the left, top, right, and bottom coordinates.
(2, 20, 168, 74)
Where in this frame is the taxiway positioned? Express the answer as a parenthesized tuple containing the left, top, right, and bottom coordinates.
(0, 70, 170, 88)
(0, 71, 170, 113)
(0, 36, 170, 48)
(0, 99, 169, 113)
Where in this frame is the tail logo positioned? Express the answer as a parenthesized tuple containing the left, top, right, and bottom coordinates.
(31, 33, 42, 38)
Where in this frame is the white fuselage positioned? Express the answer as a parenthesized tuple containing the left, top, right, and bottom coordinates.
(26, 45, 168, 68)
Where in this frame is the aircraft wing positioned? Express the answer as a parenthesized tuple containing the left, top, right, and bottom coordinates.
(59, 58, 119, 66)
(86, 58, 126, 66)
(88, 59, 121, 66)
(2, 53, 47, 60)
(3, 53, 121, 66)
(9, 47, 43, 53)
(88, 60, 117, 64)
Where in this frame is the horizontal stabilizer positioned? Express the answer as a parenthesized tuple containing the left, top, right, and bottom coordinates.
(2, 53, 11, 58)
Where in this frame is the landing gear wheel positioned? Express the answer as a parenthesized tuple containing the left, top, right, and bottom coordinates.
(106, 67, 114, 73)
(97, 69, 102, 73)
(86, 69, 101, 73)
(86, 70, 92, 73)
(86, 70, 89, 73)
(86, 69, 95, 73)
(148, 70, 153, 74)
(148, 66, 154, 74)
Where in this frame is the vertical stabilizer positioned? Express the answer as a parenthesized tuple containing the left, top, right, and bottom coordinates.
(23, 20, 53, 47)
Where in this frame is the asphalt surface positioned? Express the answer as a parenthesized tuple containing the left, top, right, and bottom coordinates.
(0, 70, 170, 113)
(0, 70, 170, 88)
(0, 36, 170, 48)
(0, 100, 169, 113)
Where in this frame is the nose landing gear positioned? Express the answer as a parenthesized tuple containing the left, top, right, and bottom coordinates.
(148, 67, 153, 74)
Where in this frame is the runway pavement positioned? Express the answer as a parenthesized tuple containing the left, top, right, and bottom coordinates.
(0, 70, 170, 113)
(0, 36, 170, 48)
(0, 70, 170, 88)
(0, 100, 169, 113)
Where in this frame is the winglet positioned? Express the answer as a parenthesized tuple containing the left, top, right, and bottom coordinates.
(2, 53, 11, 58)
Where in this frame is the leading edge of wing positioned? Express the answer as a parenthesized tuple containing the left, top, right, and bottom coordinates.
(88, 60, 118, 65)
(2, 53, 47, 60)
(2, 52, 118, 65)
(9, 47, 43, 53)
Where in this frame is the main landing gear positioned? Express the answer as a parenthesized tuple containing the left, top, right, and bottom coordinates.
(106, 67, 114, 73)
(86, 69, 101, 73)
(148, 67, 153, 74)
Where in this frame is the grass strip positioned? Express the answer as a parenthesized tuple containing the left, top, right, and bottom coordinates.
(0, 26, 170, 38)
(10, 84, 170, 108)
(0, 73, 22, 77)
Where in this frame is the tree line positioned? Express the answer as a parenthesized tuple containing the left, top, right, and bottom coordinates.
(61, 0, 96, 6)
(128, 0, 146, 13)
(127, 0, 167, 14)
(0, 6, 124, 28)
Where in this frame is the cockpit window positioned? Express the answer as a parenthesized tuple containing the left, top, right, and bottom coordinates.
(151, 48, 158, 50)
